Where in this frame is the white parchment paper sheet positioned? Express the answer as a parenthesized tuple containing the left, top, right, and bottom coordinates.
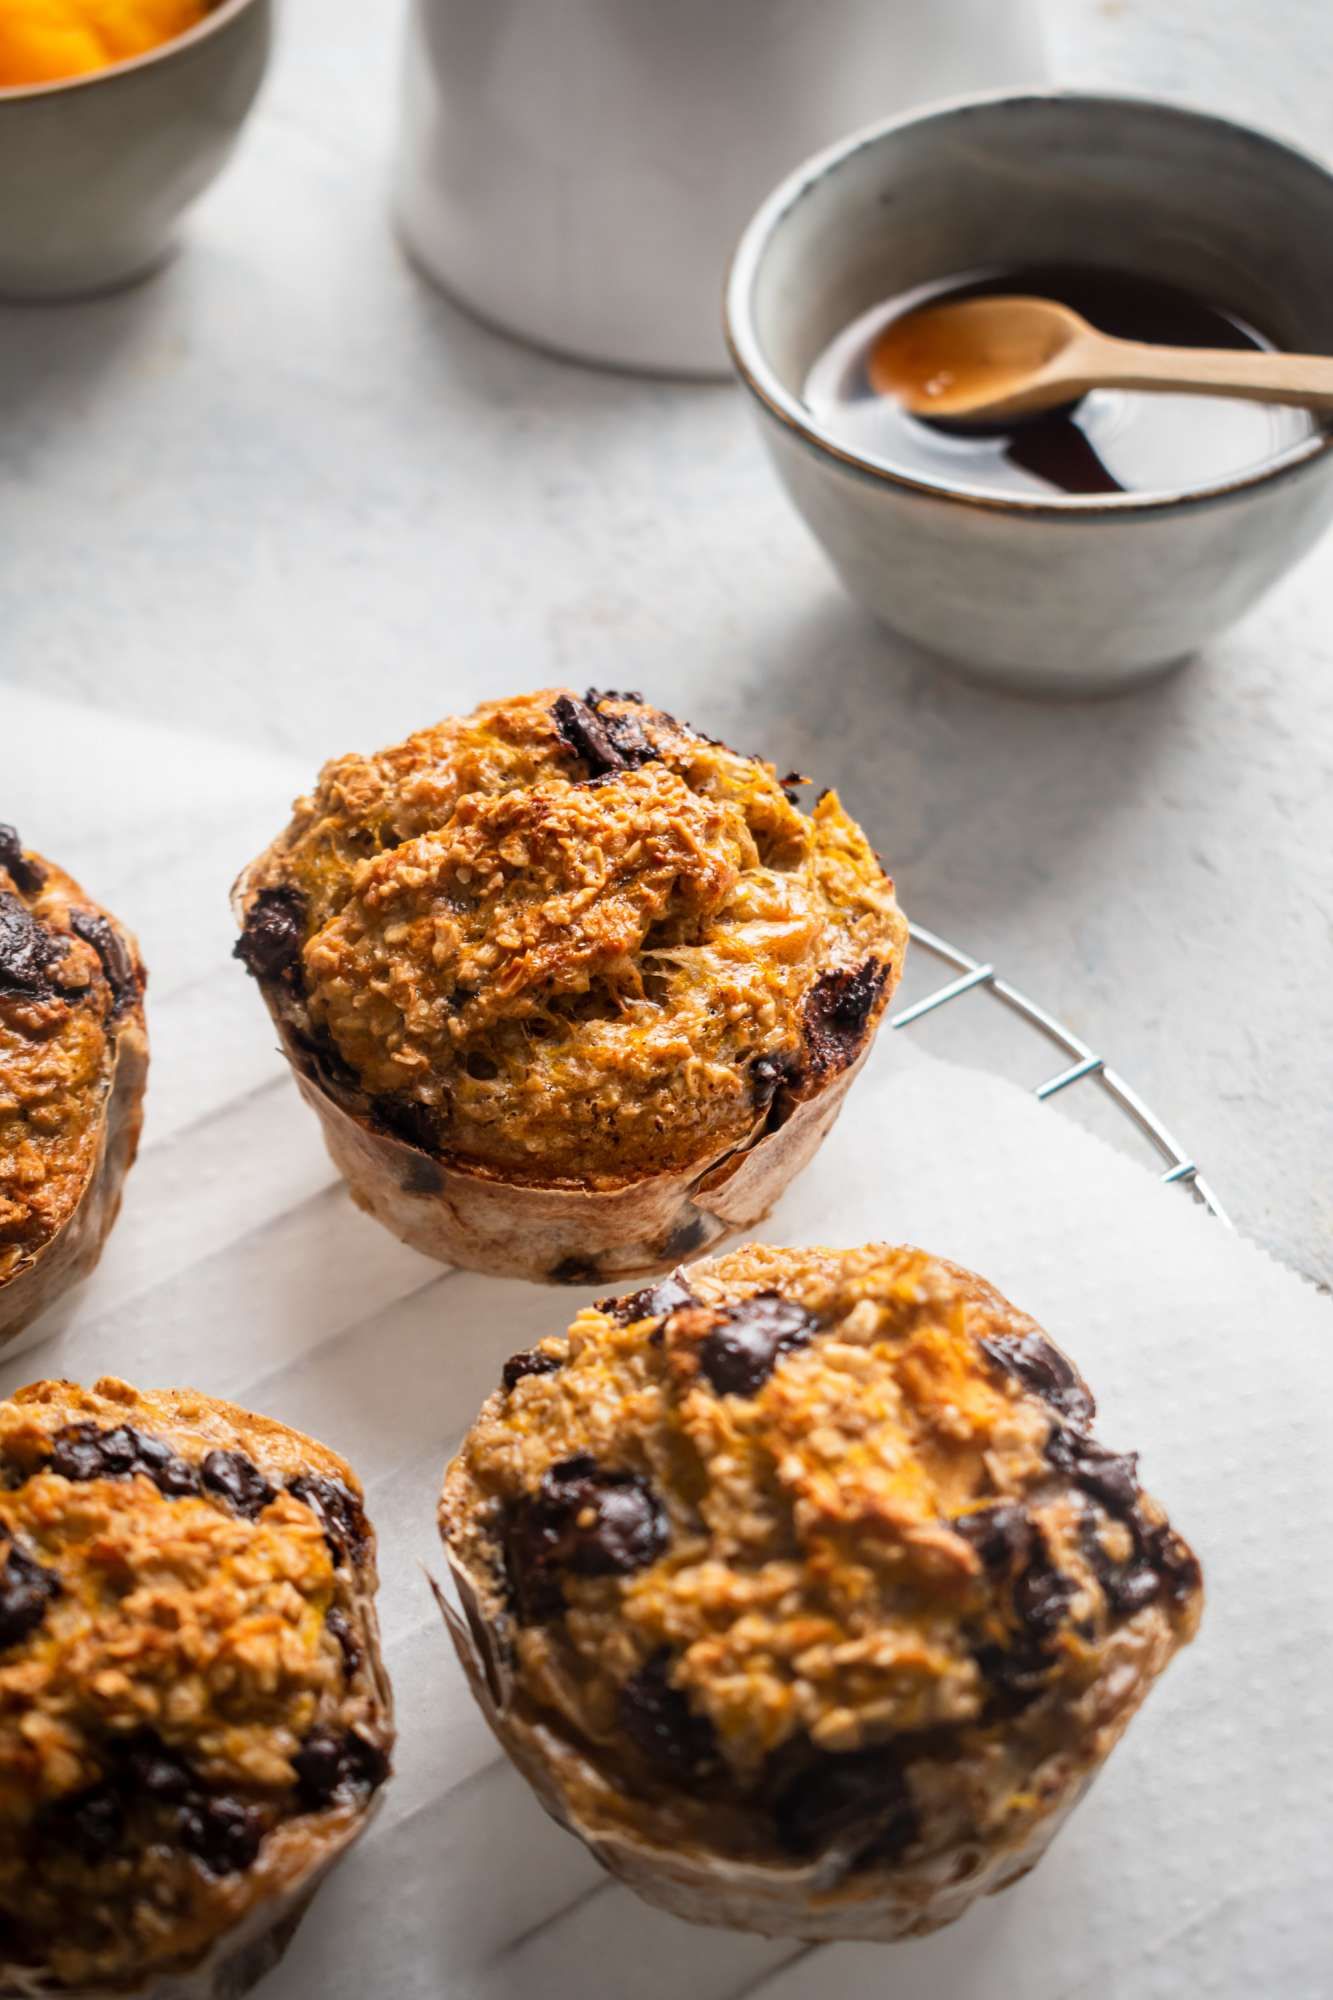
(4, 684, 1330, 1998)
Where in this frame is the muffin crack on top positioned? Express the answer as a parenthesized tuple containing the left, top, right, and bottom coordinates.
(440, 1243, 1202, 1941)
(0, 1378, 392, 1992)
(235, 688, 905, 1186)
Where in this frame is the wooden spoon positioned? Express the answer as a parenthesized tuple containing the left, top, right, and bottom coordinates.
(868, 295, 1333, 423)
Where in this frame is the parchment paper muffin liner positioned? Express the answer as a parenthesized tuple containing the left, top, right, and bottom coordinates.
(433, 1554, 1175, 1942)
(0, 862, 148, 1352)
(231, 855, 889, 1286)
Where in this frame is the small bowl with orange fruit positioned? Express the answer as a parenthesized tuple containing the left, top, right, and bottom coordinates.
(0, 0, 269, 300)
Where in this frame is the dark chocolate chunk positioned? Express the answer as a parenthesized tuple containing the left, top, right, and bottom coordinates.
(599, 1270, 696, 1326)
(69, 910, 137, 1015)
(1080, 1501, 1201, 1622)
(972, 1634, 1055, 1714)
(0, 891, 65, 999)
(233, 886, 307, 981)
(152, 1450, 206, 1499)
(503, 1455, 668, 1621)
(344, 1730, 390, 1791)
(0, 825, 45, 896)
(38, 1734, 276, 1877)
(46, 1786, 126, 1864)
(293, 1728, 389, 1810)
(47, 1422, 202, 1498)
(1045, 1425, 1140, 1517)
(1142, 1521, 1202, 1608)
(123, 1738, 193, 1802)
(49, 1422, 137, 1481)
(751, 1048, 797, 1107)
(771, 1746, 919, 1863)
(287, 1473, 369, 1566)
(1103, 1558, 1163, 1618)
(0, 1541, 59, 1651)
(291, 1730, 342, 1806)
(502, 1348, 564, 1393)
(951, 1501, 1033, 1576)
(751, 1052, 785, 1102)
(801, 958, 888, 1079)
(970, 1521, 1076, 1713)
(179, 1795, 265, 1875)
(551, 694, 622, 774)
(751, 1048, 800, 1134)
(619, 1649, 719, 1781)
(1078, 1507, 1144, 1615)
(1014, 1551, 1077, 1638)
(291, 1732, 342, 1808)
(370, 1092, 443, 1155)
(978, 1332, 1095, 1426)
(120, 1427, 200, 1496)
(326, 1605, 362, 1676)
(697, 1291, 817, 1397)
(201, 1450, 276, 1520)
(551, 693, 657, 780)
(586, 687, 644, 707)
(292, 1023, 362, 1096)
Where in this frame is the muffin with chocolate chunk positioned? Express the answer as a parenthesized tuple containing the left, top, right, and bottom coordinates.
(439, 1244, 1202, 1942)
(0, 1377, 393, 1996)
(232, 690, 906, 1285)
(0, 828, 148, 1349)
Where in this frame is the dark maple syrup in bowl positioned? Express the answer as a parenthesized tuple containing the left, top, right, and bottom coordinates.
(803, 264, 1319, 500)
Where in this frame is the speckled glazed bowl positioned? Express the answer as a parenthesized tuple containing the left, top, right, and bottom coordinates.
(0, 0, 270, 300)
(726, 91, 1333, 694)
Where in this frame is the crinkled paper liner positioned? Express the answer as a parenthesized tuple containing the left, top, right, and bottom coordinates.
(233, 859, 886, 1286)
(433, 1551, 1180, 1943)
(0, 946, 148, 1354)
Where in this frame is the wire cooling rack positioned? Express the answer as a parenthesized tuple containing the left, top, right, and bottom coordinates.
(891, 922, 1230, 1228)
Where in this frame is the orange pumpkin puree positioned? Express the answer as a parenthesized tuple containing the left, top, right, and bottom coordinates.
(0, 0, 208, 87)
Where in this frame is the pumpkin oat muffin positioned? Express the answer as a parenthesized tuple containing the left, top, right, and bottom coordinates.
(439, 1244, 1202, 1941)
(0, 828, 147, 1349)
(233, 690, 907, 1283)
(0, 1377, 392, 1998)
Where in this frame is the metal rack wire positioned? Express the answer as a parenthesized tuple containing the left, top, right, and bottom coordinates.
(891, 922, 1230, 1227)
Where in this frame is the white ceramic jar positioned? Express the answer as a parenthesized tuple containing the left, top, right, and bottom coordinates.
(394, 0, 1047, 376)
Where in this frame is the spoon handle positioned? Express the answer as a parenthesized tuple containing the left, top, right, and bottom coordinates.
(1075, 338, 1333, 412)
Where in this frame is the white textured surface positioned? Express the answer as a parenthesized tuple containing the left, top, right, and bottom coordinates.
(0, 9, 1331, 1986)
(2, 674, 1330, 1997)
(2, 1, 1330, 1279)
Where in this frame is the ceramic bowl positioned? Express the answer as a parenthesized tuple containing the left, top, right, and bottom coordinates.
(726, 91, 1333, 694)
(0, 0, 270, 301)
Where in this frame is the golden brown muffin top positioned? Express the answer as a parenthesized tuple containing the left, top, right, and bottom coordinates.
(235, 691, 906, 1185)
(442, 1244, 1202, 1866)
(0, 831, 144, 1288)
(0, 1379, 391, 1990)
